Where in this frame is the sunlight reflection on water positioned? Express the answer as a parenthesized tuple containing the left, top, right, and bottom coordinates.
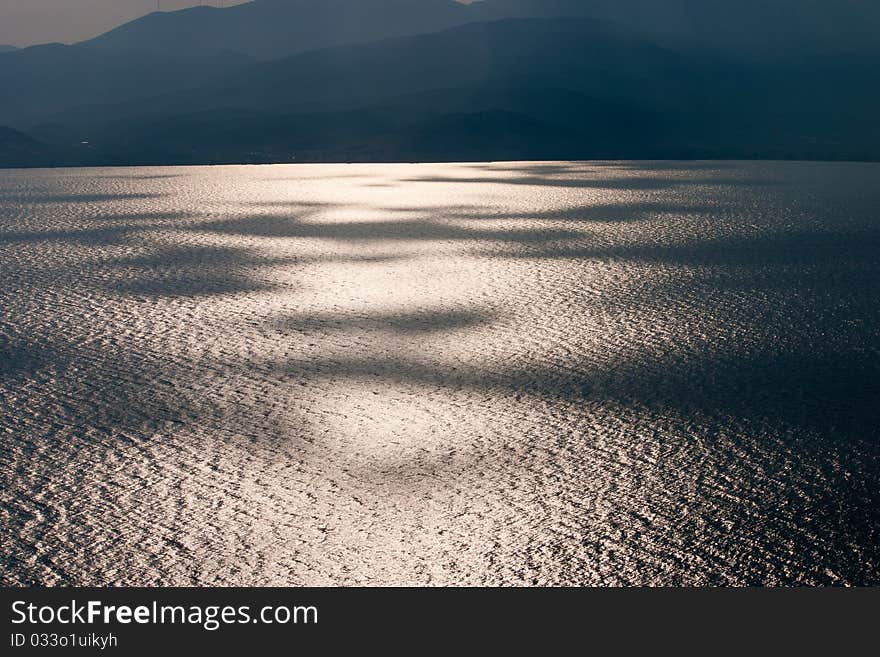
(1, 161, 878, 585)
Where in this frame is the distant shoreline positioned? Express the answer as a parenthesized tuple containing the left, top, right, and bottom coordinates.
(3, 156, 880, 173)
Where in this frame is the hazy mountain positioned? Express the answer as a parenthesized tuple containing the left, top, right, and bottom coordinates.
(42, 83, 663, 165)
(1, 1, 878, 167)
(81, 0, 473, 60)
(0, 43, 253, 126)
(474, 0, 880, 58)
(0, 45, 18, 54)
(24, 18, 878, 166)
(76, 0, 880, 62)
(5, 0, 879, 130)
(94, 19, 691, 117)
(0, 126, 55, 168)
(0, 0, 476, 126)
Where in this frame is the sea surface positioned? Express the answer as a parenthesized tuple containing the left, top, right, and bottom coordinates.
(1, 161, 878, 586)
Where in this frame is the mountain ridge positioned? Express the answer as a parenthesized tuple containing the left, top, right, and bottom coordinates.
(11, 17, 877, 167)
(2, 3, 879, 167)
(74, 0, 880, 62)
(81, 0, 473, 60)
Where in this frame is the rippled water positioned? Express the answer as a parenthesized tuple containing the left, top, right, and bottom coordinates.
(1, 161, 878, 586)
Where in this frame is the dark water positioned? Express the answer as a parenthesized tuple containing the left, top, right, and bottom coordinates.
(1, 161, 878, 585)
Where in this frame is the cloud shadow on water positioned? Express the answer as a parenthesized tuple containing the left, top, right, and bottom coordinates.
(273, 308, 495, 335)
(105, 244, 292, 298)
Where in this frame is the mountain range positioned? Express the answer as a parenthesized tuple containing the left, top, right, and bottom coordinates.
(2, 0, 879, 167)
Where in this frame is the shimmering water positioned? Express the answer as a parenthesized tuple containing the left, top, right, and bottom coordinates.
(1, 161, 878, 586)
